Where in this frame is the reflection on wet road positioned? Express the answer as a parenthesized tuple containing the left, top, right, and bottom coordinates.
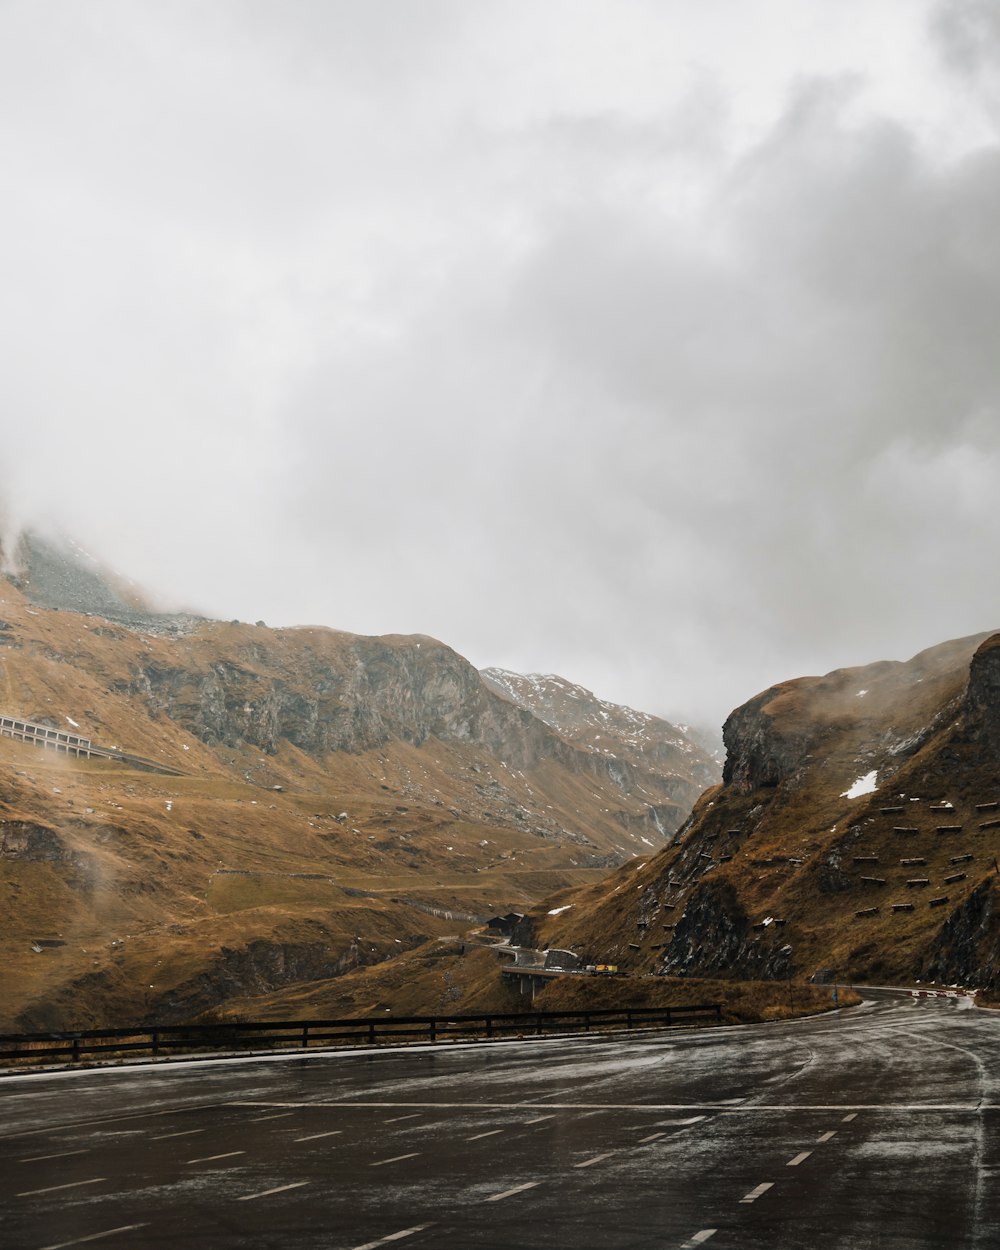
(2, 990, 999, 1249)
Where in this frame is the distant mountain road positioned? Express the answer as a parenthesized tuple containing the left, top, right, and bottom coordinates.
(2, 991, 999, 1249)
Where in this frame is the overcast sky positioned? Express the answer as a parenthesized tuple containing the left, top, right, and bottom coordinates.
(2, 1, 999, 728)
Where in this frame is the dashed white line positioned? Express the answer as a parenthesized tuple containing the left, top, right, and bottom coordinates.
(351, 1223, 434, 1250)
(486, 1181, 541, 1202)
(638, 1132, 667, 1143)
(371, 1152, 421, 1167)
(817, 1131, 836, 1142)
(151, 1129, 205, 1140)
(237, 1181, 309, 1201)
(467, 1129, 504, 1141)
(249, 1112, 294, 1122)
(295, 1130, 342, 1142)
(185, 1151, 245, 1165)
(385, 1113, 422, 1123)
(739, 1182, 774, 1204)
(16, 1177, 107, 1198)
(842, 1113, 858, 1122)
(38, 1224, 148, 1250)
(787, 1151, 812, 1167)
(681, 1232, 717, 1248)
(19, 1149, 89, 1163)
(575, 1151, 617, 1169)
(524, 1115, 554, 1125)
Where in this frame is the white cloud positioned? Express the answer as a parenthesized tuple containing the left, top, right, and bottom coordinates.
(1, 1, 998, 726)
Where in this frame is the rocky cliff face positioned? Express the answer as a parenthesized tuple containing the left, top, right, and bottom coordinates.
(961, 635, 1000, 750)
(528, 630, 1000, 991)
(93, 643, 716, 849)
(482, 668, 719, 835)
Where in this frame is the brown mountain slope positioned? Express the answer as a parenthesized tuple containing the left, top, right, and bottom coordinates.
(521, 631, 1000, 989)
(0, 560, 712, 1029)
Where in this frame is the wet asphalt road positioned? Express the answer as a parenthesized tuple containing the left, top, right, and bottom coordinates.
(2, 991, 999, 1250)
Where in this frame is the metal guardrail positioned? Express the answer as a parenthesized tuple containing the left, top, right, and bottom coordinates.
(0, 1004, 722, 1068)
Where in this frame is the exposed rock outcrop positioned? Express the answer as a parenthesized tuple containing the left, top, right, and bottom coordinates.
(528, 630, 1000, 990)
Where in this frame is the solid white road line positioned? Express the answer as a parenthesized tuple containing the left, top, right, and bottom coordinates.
(842, 1113, 858, 1122)
(371, 1152, 421, 1167)
(151, 1129, 205, 1140)
(574, 1151, 617, 1169)
(467, 1129, 504, 1141)
(185, 1151, 245, 1164)
(787, 1152, 812, 1167)
(638, 1132, 667, 1143)
(295, 1130, 342, 1142)
(487, 1181, 541, 1202)
(16, 1178, 107, 1198)
(237, 1181, 309, 1201)
(38, 1224, 148, 1250)
(739, 1182, 774, 1204)
(817, 1131, 836, 1142)
(233, 1099, 989, 1113)
(351, 1223, 434, 1250)
(385, 1114, 422, 1123)
(19, 1149, 89, 1162)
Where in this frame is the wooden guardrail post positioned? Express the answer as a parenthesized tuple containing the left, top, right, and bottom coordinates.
(429, 1019, 437, 1044)
(152, 1029, 160, 1057)
(301, 1024, 310, 1048)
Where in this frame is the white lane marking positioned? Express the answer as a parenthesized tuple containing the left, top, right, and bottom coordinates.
(371, 1152, 420, 1167)
(19, 1149, 89, 1162)
(787, 1151, 812, 1167)
(817, 1131, 836, 1142)
(842, 1113, 858, 1122)
(467, 1129, 504, 1141)
(487, 1181, 541, 1202)
(681, 1233, 717, 1248)
(385, 1113, 422, 1123)
(524, 1115, 554, 1125)
(249, 1112, 294, 1122)
(351, 1223, 434, 1250)
(16, 1177, 107, 1198)
(295, 1130, 342, 1142)
(39, 1225, 148, 1250)
(666, 1115, 708, 1125)
(638, 1132, 667, 1143)
(575, 1151, 617, 1168)
(151, 1129, 205, 1140)
(739, 1182, 774, 1204)
(232, 1099, 987, 1113)
(237, 1181, 309, 1201)
(185, 1151, 245, 1164)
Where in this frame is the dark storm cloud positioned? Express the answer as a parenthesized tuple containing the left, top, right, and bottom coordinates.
(1, 1, 998, 726)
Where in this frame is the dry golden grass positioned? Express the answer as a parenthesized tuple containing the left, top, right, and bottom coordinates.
(1, 577, 695, 1029)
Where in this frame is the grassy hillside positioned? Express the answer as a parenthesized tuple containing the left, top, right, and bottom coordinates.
(522, 632, 1000, 990)
(0, 571, 711, 1029)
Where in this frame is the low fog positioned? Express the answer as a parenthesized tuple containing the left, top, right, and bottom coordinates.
(2, 0, 999, 728)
